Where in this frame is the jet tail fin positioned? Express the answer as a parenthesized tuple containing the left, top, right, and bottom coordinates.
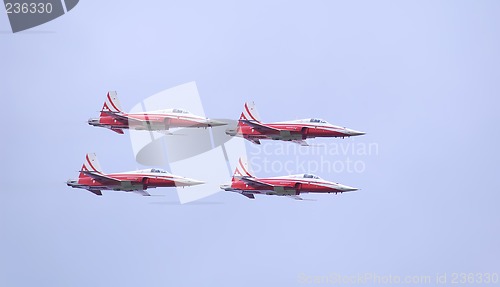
(79, 153, 104, 179)
(232, 156, 254, 181)
(239, 101, 261, 122)
(100, 91, 123, 117)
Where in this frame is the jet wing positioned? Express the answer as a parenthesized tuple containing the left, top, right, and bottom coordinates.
(240, 120, 283, 133)
(240, 177, 276, 188)
(80, 171, 123, 184)
(101, 111, 152, 125)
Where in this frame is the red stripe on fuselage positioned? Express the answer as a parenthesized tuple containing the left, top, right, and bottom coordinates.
(126, 113, 205, 121)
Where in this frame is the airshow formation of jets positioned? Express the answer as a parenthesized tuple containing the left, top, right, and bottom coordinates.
(67, 91, 365, 200)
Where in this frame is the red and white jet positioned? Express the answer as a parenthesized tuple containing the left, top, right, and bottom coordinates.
(67, 153, 204, 196)
(88, 91, 227, 134)
(220, 157, 358, 200)
(226, 102, 365, 145)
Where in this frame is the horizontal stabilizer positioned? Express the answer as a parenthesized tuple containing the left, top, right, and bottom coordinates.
(110, 128, 124, 134)
(89, 190, 102, 196)
(241, 192, 255, 199)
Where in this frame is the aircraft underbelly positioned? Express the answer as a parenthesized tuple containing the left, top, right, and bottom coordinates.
(268, 130, 302, 141)
(112, 182, 144, 191)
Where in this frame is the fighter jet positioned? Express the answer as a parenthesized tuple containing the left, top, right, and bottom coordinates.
(220, 157, 358, 200)
(67, 153, 204, 196)
(225, 102, 365, 145)
(88, 91, 227, 134)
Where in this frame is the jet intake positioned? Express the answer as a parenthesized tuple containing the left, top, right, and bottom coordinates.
(301, 127, 309, 139)
(294, 182, 303, 191)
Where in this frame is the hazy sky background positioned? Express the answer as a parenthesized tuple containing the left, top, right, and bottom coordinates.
(1, 1, 499, 286)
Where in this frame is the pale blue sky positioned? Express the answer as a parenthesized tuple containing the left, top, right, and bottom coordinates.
(1, 1, 499, 286)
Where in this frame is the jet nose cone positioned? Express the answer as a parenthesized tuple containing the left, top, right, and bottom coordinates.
(184, 178, 205, 186)
(206, 119, 227, 127)
(339, 184, 358, 192)
(345, 128, 366, 136)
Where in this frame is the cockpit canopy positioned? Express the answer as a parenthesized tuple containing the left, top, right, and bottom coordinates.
(303, 174, 320, 179)
(171, 108, 189, 114)
(150, 168, 168, 173)
(309, 118, 327, 123)
(287, 174, 321, 179)
(134, 168, 169, 174)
